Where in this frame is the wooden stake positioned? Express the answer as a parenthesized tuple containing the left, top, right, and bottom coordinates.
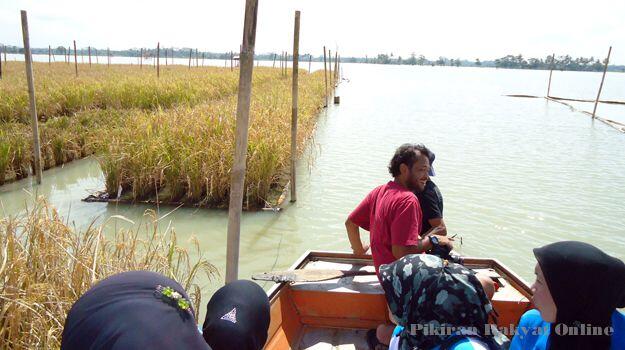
(323, 46, 328, 107)
(308, 54, 311, 72)
(73, 40, 78, 76)
(20, 10, 43, 184)
(230, 51, 234, 71)
(48, 45, 51, 65)
(291, 11, 300, 202)
(88, 46, 91, 67)
(272, 53, 276, 68)
(592, 46, 612, 119)
(189, 49, 192, 69)
(157, 42, 160, 78)
(334, 51, 338, 83)
(547, 53, 555, 97)
(202, 52, 205, 66)
(226, 0, 259, 284)
(328, 49, 332, 85)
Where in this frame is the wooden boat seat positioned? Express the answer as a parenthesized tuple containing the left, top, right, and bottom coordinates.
(298, 327, 369, 350)
(291, 260, 382, 294)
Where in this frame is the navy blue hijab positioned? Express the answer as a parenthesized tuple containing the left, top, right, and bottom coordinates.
(61, 270, 210, 350)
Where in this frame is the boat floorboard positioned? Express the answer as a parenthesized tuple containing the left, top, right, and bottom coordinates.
(298, 326, 369, 350)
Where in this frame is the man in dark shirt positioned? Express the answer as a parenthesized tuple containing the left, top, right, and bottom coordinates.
(415, 150, 447, 236)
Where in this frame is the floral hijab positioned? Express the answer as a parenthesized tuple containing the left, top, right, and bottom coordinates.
(379, 254, 499, 350)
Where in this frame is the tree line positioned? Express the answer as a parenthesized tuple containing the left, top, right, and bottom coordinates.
(1, 44, 623, 72)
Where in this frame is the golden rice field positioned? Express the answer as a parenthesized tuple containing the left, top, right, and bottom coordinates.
(0, 61, 333, 208)
(0, 197, 216, 349)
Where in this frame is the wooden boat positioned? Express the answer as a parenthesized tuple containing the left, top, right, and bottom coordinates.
(263, 251, 533, 350)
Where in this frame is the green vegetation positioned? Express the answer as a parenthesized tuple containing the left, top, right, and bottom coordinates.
(0, 61, 331, 208)
(0, 197, 216, 348)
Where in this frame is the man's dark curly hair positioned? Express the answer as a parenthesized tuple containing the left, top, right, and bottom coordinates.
(388, 143, 432, 177)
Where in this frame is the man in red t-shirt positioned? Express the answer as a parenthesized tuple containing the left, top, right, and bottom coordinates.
(345, 143, 455, 348)
(345, 143, 454, 275)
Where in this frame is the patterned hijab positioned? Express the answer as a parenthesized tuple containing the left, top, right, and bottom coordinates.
(379, 254, 498, 350)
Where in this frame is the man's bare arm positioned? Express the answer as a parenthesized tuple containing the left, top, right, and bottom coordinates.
(345, 219, 369, 255)
(391, 234, 454, 260)
(423, 218, 447, 236)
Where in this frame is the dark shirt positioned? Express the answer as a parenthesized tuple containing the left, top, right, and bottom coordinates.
(415, 180, 443, 235)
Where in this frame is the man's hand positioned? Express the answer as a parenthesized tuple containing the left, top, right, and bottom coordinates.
(352, 244, 370, 255)
(431, 234, 454, 249)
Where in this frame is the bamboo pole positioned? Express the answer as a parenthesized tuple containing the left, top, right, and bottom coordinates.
(592, 46, 612, 119)
(73, 40, 78, 76)
(88, 46, 91, 67)
(290, 11, 300, 203)
(164, 49, 168, 66)
(272, 53, 276, 67)
(547, 53, 555, 97)
(308, 54, 311, 72)
(188, 49, 192, 69)
(323, 46, 328, 107)
(328, 49, 332, 85)
(157, 42, 160, 78)
(202, 52, 205, 66)
(226, 0, 259, 284)
(334, 51, 338, 83)
(48, 45, 51, 65)
(195, 48, 199, 67)
(20, 10, 43, 185)
(230, 51, 234, 71)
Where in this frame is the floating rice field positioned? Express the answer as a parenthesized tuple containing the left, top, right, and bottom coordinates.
(0, 62, 332, 208)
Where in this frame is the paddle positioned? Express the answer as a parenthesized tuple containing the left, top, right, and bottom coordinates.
(251, 269, 376, 283)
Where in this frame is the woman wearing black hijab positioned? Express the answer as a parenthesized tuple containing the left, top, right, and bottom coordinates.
(510, 241, 625, 350)
(61, 270, 210, 349)
(62, 271, 271, 350)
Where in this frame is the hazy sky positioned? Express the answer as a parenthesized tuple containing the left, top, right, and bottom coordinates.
(1, 0, 624, 64)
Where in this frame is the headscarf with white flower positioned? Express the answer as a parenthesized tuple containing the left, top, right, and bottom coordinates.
(379, 254, 498, 350)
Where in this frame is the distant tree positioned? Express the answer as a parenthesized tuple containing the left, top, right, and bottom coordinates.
(475, 58, 482, 66)
(417, 55, 427, 65)
(406, 53, 417, 65)
(377, 54, 390, 64)
(397, 56, 403, 65)
(455, 58, 461, 67)
(436, 56, 446, 66)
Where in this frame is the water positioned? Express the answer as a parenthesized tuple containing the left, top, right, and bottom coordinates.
(2, 63, 625, 309)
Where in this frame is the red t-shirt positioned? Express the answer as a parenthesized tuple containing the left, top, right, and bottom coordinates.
(348, 181, 422, 274)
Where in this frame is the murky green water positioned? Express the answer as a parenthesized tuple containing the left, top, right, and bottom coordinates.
(2, 64, 625, 310)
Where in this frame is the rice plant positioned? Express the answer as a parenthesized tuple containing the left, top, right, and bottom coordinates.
(0, 197, 217, 349)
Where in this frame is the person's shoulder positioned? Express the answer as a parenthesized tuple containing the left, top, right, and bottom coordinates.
(447, 336, 490, 350)
(519, 309, 547, 328)
(613, 310, 625, 333)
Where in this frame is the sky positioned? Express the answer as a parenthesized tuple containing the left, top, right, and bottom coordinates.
(1, 0, 625, 64)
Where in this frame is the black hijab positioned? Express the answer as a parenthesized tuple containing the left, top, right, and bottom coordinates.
(534, 241, 625, 350)
(61, 270, 210, 350)
(202, 280, 270, 350)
